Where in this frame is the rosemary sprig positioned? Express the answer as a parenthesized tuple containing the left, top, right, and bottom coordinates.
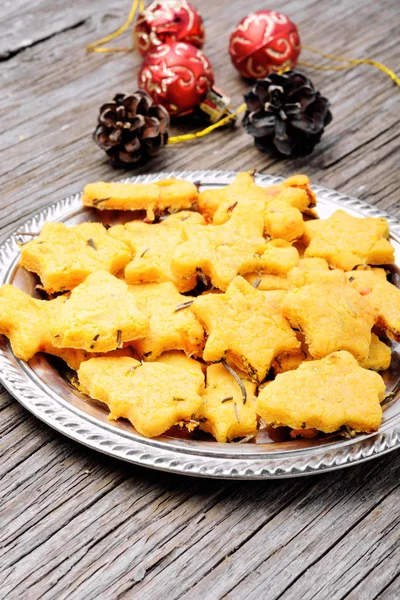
(92, 197, 111, 206)
(221, 396, 234, 403)
(231, 434, 255, 444)
(15, 231, 40, 236)
(116, 329, 122, 348)
(196, 270, 208, 286)
(175, 300, 194, 312)
(252, 278, 262, 289)
(221, 359, 247, 405)
(90, 333, 99, 349)
(87, 238, 97, 250)
(233, 401, 240, 423)
(381, 380, 400, 407)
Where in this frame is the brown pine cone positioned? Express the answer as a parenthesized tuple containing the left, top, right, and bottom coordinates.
(93, 91, 170, 168)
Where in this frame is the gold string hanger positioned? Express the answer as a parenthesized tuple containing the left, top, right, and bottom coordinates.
(299, 44, 400, 86)
(86, 0, 144, 53)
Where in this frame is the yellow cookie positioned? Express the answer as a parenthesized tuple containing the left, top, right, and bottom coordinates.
(78, 353, 204, 438)
(209, 173, 315, 243)
(282, 280, 377, 361)
(191, 276, 300, 382)
(48, 347, 137, 371)
(287, 261, 346, 288)
(0, 285, 65, 361)
(197, 172, 267, 222)
(260, 240, 299, 275)
(82, 179, 198, 220)
(127, 282, 204, 360)
(303, 210, 395, 270)
(244, 272, 289, 291)
(109, 211, 205, 292)
(359, 333, 391, 371)
(256, 351, 384, 434)
(50, 271, 148, 352)
(19, 222, 131, 293)
(171, 201, 271, 291)
(347, 268, 400, 340)
(197, 363, 257, 443)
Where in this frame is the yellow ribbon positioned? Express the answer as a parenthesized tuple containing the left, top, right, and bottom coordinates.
(300, 44, 400, 86)
(168, 104, 247, 144)
(86, 0, 144, 53)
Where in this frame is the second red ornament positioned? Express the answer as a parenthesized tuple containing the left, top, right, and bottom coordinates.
(134, 0, 205, 56)
(229, 10, 301, 79)
(138, 42, 214, 116)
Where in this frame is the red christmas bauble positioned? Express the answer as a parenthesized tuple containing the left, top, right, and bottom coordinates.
(138, 42, 214, 116)
(229, 10, 301, 79)
(134, 0, 205, 57)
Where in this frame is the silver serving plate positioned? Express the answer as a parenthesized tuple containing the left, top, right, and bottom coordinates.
(1, 171, 399, 479)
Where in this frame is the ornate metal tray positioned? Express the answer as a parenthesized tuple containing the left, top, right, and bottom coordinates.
(1, 171, 399, 479)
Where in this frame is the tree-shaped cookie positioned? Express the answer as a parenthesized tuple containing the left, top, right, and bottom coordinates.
(191, 276, 300, 382)
(257, 351, 385, 434)
(78, 352, 204, 437)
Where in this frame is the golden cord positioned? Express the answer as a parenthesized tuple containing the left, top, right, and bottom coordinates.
(300, 44, 400, 86)
(86, 0, 144, 53)
(168, 104, 247, 144)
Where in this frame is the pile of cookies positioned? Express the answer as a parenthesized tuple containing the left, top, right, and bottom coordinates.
(1, 173, 399, 443)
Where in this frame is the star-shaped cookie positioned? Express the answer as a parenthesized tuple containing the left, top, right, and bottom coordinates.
(0, 284, 65, 361)
(127, 282, 204, 360)
(50, 271, 148, 352)
(197, 363, 257, 442)
(303, 210, 395, 270)
(19, 222, 131, 293)
(171, 202, 296, 290)
(109, 211, 205, 292)
(282, 279, 377, 360)
(346, 267, 400, 340)
(191, 276, 300, 382)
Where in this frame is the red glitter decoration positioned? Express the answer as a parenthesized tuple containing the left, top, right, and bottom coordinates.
(138, 42, 214, 116)
(134, 0, 205, 56)
(229, 10, 301, 79)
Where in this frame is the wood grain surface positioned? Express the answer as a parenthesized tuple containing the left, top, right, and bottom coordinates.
(0, 0, 399, 598)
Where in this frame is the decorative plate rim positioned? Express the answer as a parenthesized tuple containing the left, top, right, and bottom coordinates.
(0, 170, 399, 479)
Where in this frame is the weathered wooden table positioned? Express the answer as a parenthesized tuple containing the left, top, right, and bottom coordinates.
(1, 1, 399, 598)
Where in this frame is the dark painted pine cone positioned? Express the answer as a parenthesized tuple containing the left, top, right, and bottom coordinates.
(242, 71, 332, 156)
(93, 91, 170, 168)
